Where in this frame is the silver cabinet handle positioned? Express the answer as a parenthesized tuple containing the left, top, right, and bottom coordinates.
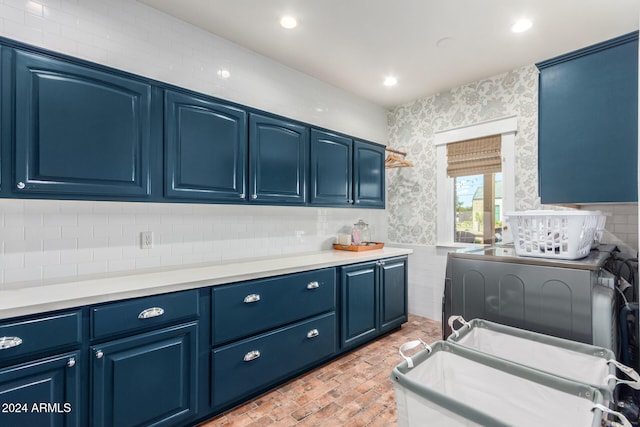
(244, 294, 261, 303)
(307, 329, 319, 339)
(0, 336, 22, 350)
(243, 350, 261, 362)
(95, 350, 104, 359)
(138, 307, 164, 319)
(355, 199, 360, 204)
(240, 193, 245, 198)
(348, 199, 354, 204)
(67, 358, 76, 368)
(251, 194, 258, 199)
(307, 281, 319, 290)
(16, 182, 25, 190)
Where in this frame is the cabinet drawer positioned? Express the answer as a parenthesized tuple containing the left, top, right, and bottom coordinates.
(212, 312, 336, 407)
(212, 268, 336, 345)
(91, 290, 199, 340)
(0, 311, 82, 363)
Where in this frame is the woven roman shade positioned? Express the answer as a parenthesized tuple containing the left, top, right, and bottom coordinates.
(446, 135, 501, 177)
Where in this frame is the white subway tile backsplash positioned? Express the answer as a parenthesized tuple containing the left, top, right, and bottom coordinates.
(43, 263, 77, 279)
(134, 256, 162, 270)
(581, 203, 638, 252)
(25, 226, 61, 241)
(0, 197, 387, 286)
(77, 261, 107, 276)
(92, 246, 123, 262)
(77, 237, 107, 250)
(0, 3, 27, 24)
(4, 265, 41, 285)
(43, 238, 76, 251)
(60, 249, 92, 265)
(107, 258, 136, 273)
(1, 227, 25, 242)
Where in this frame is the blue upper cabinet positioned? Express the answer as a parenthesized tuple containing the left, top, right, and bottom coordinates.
(310, 129, 353, 206)
(353, 140, 385, 208)
(537, 32, 638, 203)
(310, 130, 385, 209)
(165, 90, 247, 202)
(249, 114, 308, 204)
(13, 49, 153, 198)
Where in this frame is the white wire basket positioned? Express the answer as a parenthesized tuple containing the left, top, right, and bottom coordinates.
(505, 210, 602, 260)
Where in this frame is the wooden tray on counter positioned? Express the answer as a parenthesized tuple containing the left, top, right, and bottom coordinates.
(333, 242, 384, 252)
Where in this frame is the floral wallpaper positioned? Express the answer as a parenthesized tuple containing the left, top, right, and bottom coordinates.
(386, 65, 540, 245)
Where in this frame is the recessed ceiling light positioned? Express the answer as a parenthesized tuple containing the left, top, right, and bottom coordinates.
(383, 76, 398, 87)
(217, 69, 230, 79)
(280, 15, 298, 29)
(511, 19, 532, 33)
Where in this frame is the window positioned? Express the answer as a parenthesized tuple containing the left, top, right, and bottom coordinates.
(435, 116, 517, 246)
(448, 135, 502, 244)
(453, 172, 503, 244)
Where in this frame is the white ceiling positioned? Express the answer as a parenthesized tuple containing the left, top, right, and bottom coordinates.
(139, 0, 639, 108)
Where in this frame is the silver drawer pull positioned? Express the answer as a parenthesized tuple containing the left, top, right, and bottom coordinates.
(95, 350, 104, 359)
(307, 329, 319, 339)
(0, 337, 22, 350)
(138, 307, 165, 319)
(306, 281, 319, 290)
(243, 350, 261, 362)
(67, 358, 76, 368)
(244, 294, 261, 303)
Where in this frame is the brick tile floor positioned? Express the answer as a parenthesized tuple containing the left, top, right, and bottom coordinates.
(199, 315, 442, 427)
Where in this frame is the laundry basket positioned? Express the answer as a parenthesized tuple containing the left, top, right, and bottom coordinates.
(446, 316, 640, 402)
(391, 340, 625, 427)
(505, 210, 601, 260)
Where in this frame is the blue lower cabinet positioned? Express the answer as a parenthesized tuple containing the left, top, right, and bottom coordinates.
(380, 258, 408, 333)
(212, 312, 336, 408)
(0, 351, 81, 427)
(340, 261, 379, 350)
(91, 322, 198, 427)
(340, 257, 408, 350)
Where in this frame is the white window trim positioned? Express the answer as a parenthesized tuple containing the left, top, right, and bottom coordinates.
(435, 115, 518, 247)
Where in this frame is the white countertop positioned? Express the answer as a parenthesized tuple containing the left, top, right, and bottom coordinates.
(0, 247, 412, 320)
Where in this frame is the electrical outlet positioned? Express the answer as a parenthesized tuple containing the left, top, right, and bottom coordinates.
(140, 231, 153, 249)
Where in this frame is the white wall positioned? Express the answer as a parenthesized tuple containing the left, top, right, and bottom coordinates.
(0, 0, 389, 288)
(0, 0, 387, 142)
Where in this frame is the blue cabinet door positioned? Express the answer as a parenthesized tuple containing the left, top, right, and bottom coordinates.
(310, 129, 353, 206)
(165, 90, 247, 202)
(379, 257, 408, 333)
(249, 114, 308, 204)
(353, 140, 385, 208)
(0, 351, 80, 427)
(91, 323, 198, 427)
(340, 261, 378, 350)
(13, 49, 152, 198)
(537, 32, 638, 203)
